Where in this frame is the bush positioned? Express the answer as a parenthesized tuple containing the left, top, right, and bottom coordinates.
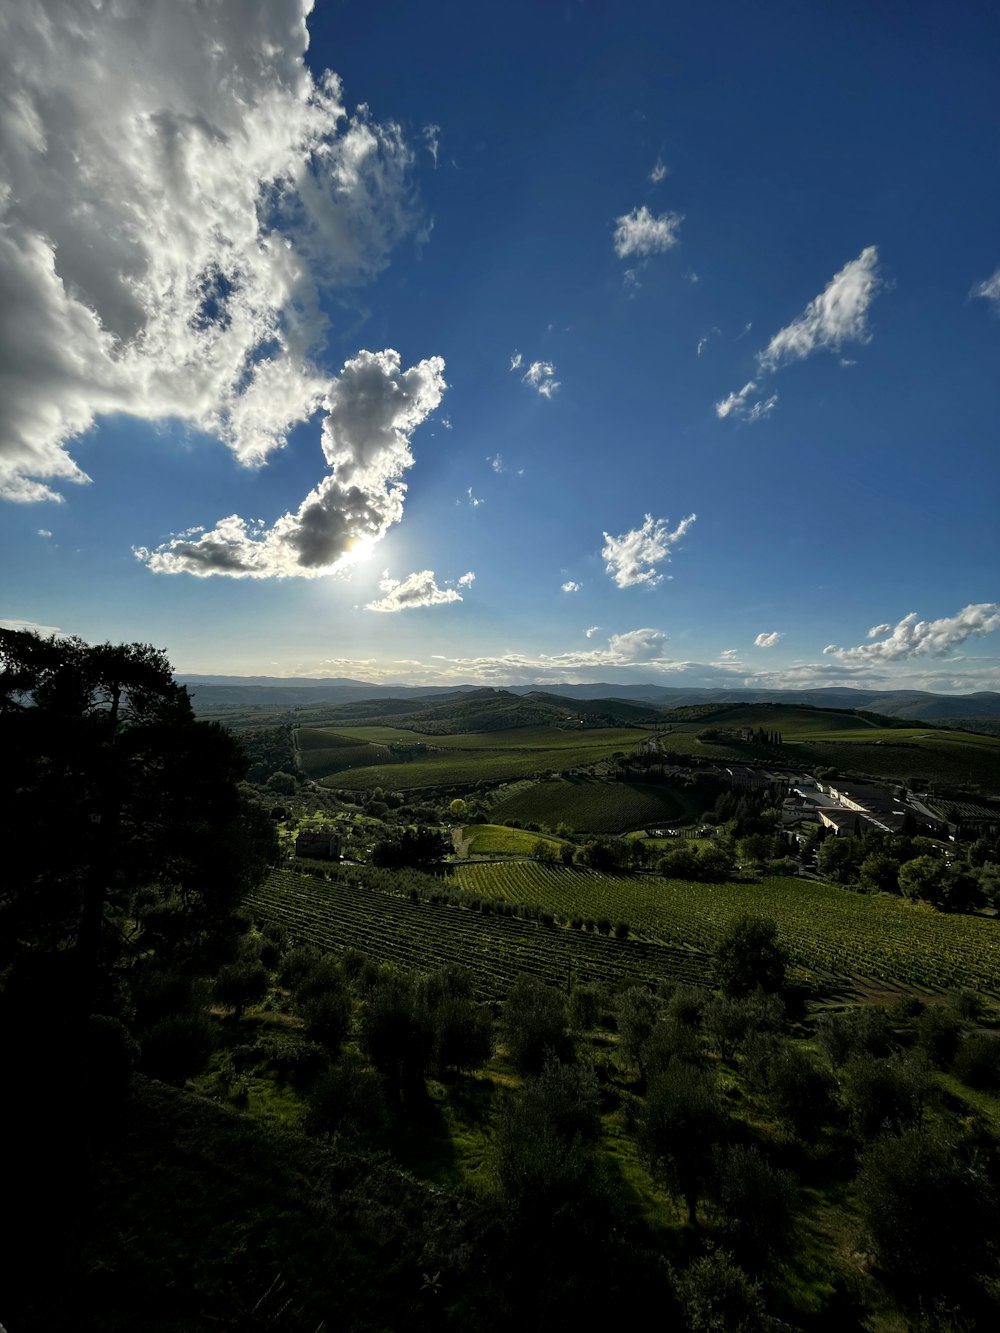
(817, 1005, 894, 1068)
(299, 988, 351, 1056)
(139, 1014, 216, 1085)
(843, 1053, 928, 1140)
(952, 1032, 1000, 1091)
(305, 1051, 388, 1139)
(916, 1005, 963, 1069)
(674, 1249, 767, 1332)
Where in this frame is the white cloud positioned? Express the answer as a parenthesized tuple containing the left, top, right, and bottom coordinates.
(715, 382, 777, 422)
(697, 328, 720, 357)
(754, 631, 782, 648)
(466, 487, 484, 507)
(457, 570, 476, 588)
(868, 622, 892, 638)
(613, 205, 683, 259)
(973, 270, 1000, 308)
(561, 581, 581, 593)
(36, 528, 52, 538)
(510, 351, 523, 371)
(522, 361, 560, 398)
(137, 349, 445, 577)
(0, 617, 64, 636)
(824, 604, 1000, 662)
(0, 0, 422, 505)
(584, 626, 600, 638)
(423, 124, 440, 167)
(487, 453, 505, 473)
(718, 648, 740, 662)
(757, 246, 881, 372)
(607, 628, 668, 660)
(364, 569, 464, 613)
(649, 158, 668, 183)
(601, 512, 696, 589)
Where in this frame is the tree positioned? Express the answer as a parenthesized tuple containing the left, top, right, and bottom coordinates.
(503, 974, 573, 1073)
(858, 852, 901, 894)
(714, 914, 787, 999)
(0, 630, 277, 1007)
(641, 1062, 726, 1226)
(899, 854, 943, 903)
(709, 1144, 798, 1268)
(214, 960, 269, 1022)
(616, 987, 661, 1084)
(856, 1128, 998, 1296)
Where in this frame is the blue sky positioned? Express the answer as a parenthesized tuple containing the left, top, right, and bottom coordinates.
(2, 0, 999, 692)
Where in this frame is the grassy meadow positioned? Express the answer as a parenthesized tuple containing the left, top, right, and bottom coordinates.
(297, 723, 649, 789)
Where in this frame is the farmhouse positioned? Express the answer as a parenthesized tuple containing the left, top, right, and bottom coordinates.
(295, 830, 342, 861)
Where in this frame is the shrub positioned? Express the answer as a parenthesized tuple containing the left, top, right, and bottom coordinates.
(952, 1032, 1000, 1091)
(305, 1051, 388, 1139)
(139, 1015, 216, 1085)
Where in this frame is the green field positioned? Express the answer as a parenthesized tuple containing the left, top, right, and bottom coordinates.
(452, 863, 1000, 1001)
(489, 776, 700, 833)
(458, 824, 567, 857)
(297, 724, 649, 790)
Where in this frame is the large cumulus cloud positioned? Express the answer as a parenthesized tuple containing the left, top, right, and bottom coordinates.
(0, 0, 420, 504)
(136, 349, 445, 577)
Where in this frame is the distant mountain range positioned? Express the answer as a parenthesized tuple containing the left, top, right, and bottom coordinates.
(176, 675, 1000, 725)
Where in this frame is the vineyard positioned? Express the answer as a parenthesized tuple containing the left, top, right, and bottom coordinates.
(453, 864, 1000, 1000)
(249, 868, 709, 998)
(248, 858, 1000, 1005)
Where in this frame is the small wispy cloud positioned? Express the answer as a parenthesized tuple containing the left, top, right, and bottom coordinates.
(584, 625, 600, 638)
(716, 248, 880, 426)
(561, 581, 581, 593)
(365, 569, 465, 613)
(715, 381, 777, 422)
(423, 124, 441, 167)
(602, 512, 696, 589)
(613, 205, 683, 259)
(972, 269, 1000, 309)
(758, 246, 881, 373)
(754, 631, 782, 648)
(510, 351, 523, 370)
(697, 327, 721, 357)
(649, 157, 668, 183)
(487, 453, 505, 473)
(522, 361, 560, 398)
(457, 570, 476, 587)
(37, 528, 53, 538)
(466, 488, 484, 507)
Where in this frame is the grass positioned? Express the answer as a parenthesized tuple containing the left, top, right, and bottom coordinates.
(308, 725, 650, 790)
(459, 824, 567, 857)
